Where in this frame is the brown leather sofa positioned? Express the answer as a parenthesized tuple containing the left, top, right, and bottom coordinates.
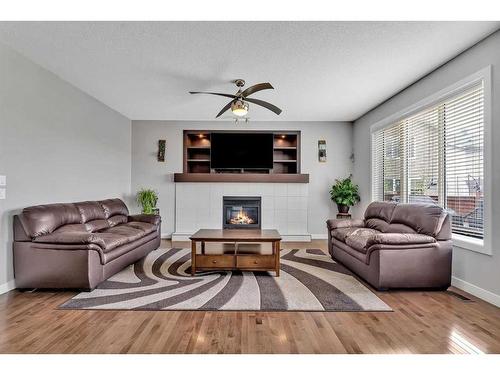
(13, 198, 161, 290)
(327, 201, 452, 290)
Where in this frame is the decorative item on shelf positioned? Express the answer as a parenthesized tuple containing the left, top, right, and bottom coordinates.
(136, 188, 159, 215)
(157, 140, 166, 162)
(318, 140, 327, 162)
(329, 175, 360, 214)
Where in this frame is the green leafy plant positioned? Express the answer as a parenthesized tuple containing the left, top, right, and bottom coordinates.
(136, 188, 159, 214)
(329, 175, 360, 213)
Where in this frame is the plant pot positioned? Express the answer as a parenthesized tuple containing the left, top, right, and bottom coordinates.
(337, 204, 350, 214)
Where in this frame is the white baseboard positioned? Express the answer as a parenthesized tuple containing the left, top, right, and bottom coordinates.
(0, 280, 16, 295)
(171, 232, 311, 242)
(161, 233, 172, 239)
(452, 276, 500, 307)
(281, 235, 311, 242)
(171, 232, 192, 242)
(311, 234, 328, 240)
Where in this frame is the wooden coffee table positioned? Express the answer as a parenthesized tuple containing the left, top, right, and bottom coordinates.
(189, 229, 281, 276)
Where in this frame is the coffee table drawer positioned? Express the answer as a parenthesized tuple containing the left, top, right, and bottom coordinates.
(236, 255, 275, 269)
(196, 255, 234, 268)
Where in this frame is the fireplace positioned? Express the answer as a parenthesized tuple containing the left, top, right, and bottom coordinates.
(223, 196, 261, 229)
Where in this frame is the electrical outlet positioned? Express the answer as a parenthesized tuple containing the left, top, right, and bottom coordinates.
(0, 175, 5, 186)
(0, 188, 5, 200)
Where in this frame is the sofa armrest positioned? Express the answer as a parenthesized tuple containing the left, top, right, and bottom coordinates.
(326, 218, 365, 230)
(128, 214, 161, 226)
(367, 233, 436, 247)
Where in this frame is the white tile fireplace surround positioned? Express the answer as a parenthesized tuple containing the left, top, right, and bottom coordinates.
(172, 182, 309, 241)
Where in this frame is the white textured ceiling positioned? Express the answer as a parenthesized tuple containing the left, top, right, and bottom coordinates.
(0, 22, 498, 121)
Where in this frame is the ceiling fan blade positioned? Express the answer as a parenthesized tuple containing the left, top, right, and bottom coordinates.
(245, 97, 282, 115)
(189, 91, 238, 100)
(216, 100, 233, 118)
(241, 83, 274, 98)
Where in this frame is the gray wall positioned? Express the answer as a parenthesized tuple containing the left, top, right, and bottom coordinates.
(0, 43, 132, 289)
(131, 121, 353, 237)
(352, 31, 500, 297)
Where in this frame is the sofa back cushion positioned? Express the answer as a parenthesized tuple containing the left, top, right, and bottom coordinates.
(364, 201, 397, 222)
(107, 215, 128, 227)
(19, 203, 82, 238)
(363, 201, 449, 238)
(390, 203, 448, 237)
(75, 201, 107, 223)
(364, 202, 396, 232)
(85, 219, 110, 232)
(18, 198, 130, 239)
(99, 199, 129, 219)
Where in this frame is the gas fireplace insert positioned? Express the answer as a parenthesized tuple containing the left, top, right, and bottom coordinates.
(223, 196, 261, 229)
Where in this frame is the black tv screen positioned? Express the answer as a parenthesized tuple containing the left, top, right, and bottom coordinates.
(211, 133, 274, 169)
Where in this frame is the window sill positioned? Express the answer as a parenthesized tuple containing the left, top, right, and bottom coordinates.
(452, 234, 491, 255)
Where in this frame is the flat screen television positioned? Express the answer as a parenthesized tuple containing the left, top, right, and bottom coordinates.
(211, 132, 274, 169)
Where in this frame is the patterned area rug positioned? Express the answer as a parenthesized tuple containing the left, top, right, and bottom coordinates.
(60, 247, 391, 312)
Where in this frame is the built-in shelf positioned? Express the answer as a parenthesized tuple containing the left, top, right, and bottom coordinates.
(174, 173, 309, 183)
(182, 130, 303, 178)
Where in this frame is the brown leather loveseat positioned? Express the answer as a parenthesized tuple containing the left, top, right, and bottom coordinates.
(327, 201, 452, 290)
(13, 198, 161, 290)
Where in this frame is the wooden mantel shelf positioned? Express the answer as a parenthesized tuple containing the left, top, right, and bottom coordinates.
(174, 173, 309, 183)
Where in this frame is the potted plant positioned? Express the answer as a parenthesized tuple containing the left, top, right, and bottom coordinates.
(329, 175, 360, 214)
(136, 188, 159, 215)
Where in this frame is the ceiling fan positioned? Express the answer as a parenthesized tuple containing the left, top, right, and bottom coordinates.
(189, 79, 282, 118)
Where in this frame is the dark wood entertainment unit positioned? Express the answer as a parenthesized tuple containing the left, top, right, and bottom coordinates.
(174, 130, 309, 183)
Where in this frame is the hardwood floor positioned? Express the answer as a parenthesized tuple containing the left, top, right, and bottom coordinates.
(1, 240, 499, 354)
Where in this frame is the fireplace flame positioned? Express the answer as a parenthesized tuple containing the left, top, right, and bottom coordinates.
(230, 207, 255, 225)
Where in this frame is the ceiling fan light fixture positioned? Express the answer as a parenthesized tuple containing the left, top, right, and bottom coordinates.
(231, 99, 249, 117)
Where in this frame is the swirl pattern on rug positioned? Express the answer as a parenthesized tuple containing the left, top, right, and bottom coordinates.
(60, 247, 391, 311)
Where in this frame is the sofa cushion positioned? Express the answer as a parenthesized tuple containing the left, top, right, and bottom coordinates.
(53, 224, 89, 233)
(126, 221, 157, 234)
(91, 232, 129, 251)
(75, 201, 106, 223)
(107, 215, 128, 227)
(331, 227, 359, 242)
(101, 231, 159, 264)
(366, 233, 436, 248)
(19, 203, 82, 238)
(33, 231, 130, 251)
(85, 219, 110, 232)
(365, 218, 390, 232)
(101, 224, 145, 242)
(99, 199, 129, 219)
(344, 228, 379, 253)
(390, 203, 447, 237)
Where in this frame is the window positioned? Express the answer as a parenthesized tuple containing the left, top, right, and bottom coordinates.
(372, 82, 485, 240)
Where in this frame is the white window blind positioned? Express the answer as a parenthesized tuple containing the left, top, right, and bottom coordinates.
(372, 82, 484, 239)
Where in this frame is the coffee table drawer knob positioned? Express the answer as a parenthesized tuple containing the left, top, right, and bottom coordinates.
(254, 260, 258, 264)
(212, 260, 217, 264)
